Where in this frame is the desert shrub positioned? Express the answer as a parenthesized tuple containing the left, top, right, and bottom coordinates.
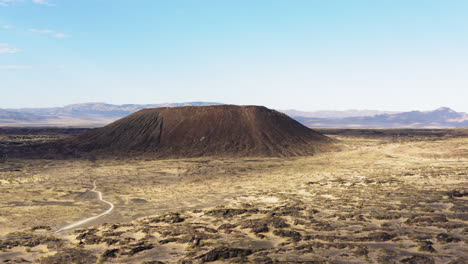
(87, 155, 97, 163)
(0, 152, 7, 163)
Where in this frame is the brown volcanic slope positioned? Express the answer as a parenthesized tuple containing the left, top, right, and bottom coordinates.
(63, 105, 333, 158)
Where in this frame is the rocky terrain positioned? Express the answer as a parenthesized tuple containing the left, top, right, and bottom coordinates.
(0, 128, 466, 263)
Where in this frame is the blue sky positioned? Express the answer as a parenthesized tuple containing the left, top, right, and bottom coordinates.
(1, 0, 468, 111)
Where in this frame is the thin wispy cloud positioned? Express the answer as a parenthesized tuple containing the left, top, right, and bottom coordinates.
(2, 25, 13, 29)
(29, 28, 71, 38)
(0, 65, 32, 69)
(31, 0, 53, 6)
(0, 0, 54, 6)
(0, 0, 12, 7)
(0, 43, 21, 54)
(52, 32, 69, 38)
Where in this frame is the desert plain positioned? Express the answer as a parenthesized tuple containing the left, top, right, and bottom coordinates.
(0, 128, 467, 263)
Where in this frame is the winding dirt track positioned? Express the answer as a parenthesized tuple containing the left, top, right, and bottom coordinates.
(55, 181, 114, 233)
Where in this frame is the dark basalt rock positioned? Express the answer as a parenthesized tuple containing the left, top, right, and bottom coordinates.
(240, 216, 290, 234)
(448, 257, 468, 264)
(447, 189, 466, 198)
(159, 238, 179, 244)
(197, 247, 253, 262)
(102, 231, 125, 237)
(240, 219, 269, 233)
(102, 248, 119, 259)
(30, 226, 52, 231)
(295, 244, 315, 253)
(205, 208, 252, 218)
(76, 232, 102, 245)
(39, 248, 97, 264)
(101, 237, 119, 246)
(401, 255, 435, 264)
(149, 212, 185, 223)
(251, 256, 274, 264)
(363, 232, 396, 242)
(436, 233, 461, 243)
(405, 215, 448, 225)
(268, 216, 290, 228)
(370, 210, 401, 220)
(128, 243, 154, 256)
(217, 223, 238, 234)
(1, 232, 63, 249)
(273, 229, 303, 242)
(418, 241, 436, 253)
(354, 246, 369, 256)
(270, 205, 305, 217)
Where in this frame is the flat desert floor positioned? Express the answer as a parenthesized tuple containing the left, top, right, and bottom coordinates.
(0, 129, 467, 263)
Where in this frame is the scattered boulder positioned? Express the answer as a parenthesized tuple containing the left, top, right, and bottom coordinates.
(377, 249, 398, 263)
(270, 205, 305, 217)
(102, 231, 125, 237)
(436, 233, 461, 243)
(217, 223, 238, 233)
(102, 248, 119, 259)
(39, 248, 97, 264)
(159, 238, 179, 244)
(102, 237, 120, 246)
(149, 212, 185, 224)
(251, 256, 274, 264)
(448, 257, 468, 264)
(418, 241, 436, 253)
(241, 220, 269, 233)
(370, 210, 401, 220)
(205, 208, 253, 218)
(295, 244, 315, 253)
(30, 226, 52, 231)
(447, 189, 467, 198)
(267, 216, 290, 228)
(131, 198, 148, 204)
(364, 232, 396, 242)
(273, 229, 302, 242)
(240, 216, 290, 234)
(128, 243, 154, 256)
(76, 232, 102, 245)
(197, 247, 253, 262)
(354, 246, 369, 256)
(401, 255, 435, 264)
(405, 215, 448, 225)
(1, 232, 62, 249)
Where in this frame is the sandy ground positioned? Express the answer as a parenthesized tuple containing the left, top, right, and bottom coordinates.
(0, 133, 466, 263)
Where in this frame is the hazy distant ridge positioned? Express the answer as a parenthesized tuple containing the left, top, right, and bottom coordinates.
(9, 102, 222, 117)
(294, 107, 468, 128)
(281, 109, 401, 118)
(0, 102, 221, 126)
(0, 109, 45, 122)
(1, 103, 467, 128)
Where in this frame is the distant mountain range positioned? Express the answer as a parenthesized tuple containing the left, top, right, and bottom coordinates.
(292, 107, 468, 128)
(8, 102, 222, 118)
(0, 109, 45, 123)
(280, 109, 401, 118)
(1, 103, 467, 128)
(0, 102, 221, 126)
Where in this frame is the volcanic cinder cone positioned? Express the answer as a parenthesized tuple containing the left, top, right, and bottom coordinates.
(64, 105, 333, 158)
